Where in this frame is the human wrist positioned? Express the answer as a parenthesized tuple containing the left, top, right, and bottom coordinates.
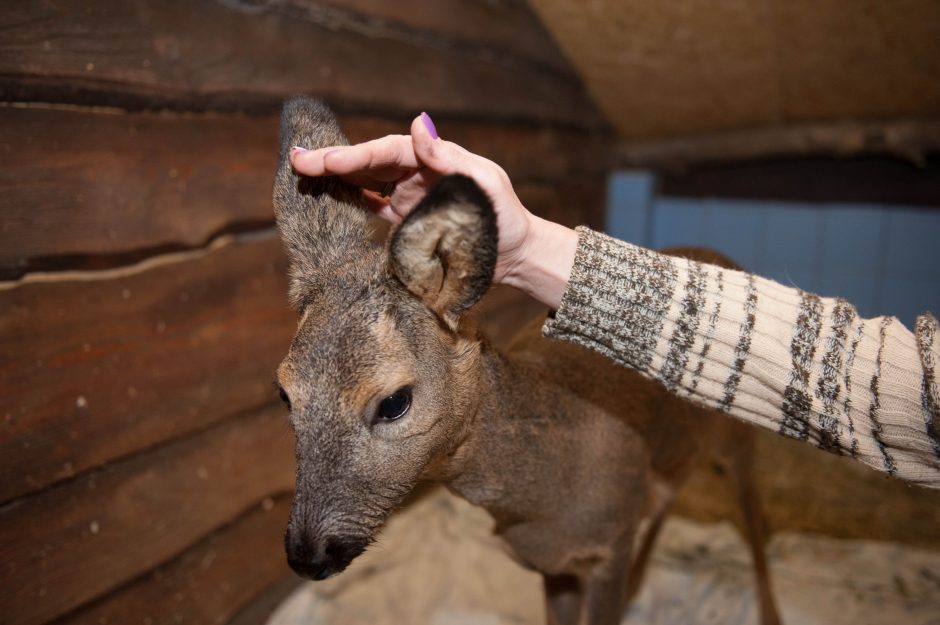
(502, 215, 578, 310)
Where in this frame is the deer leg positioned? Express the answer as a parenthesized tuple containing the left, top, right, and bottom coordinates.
(734, 470, 783, 625)
(720, 438, 783, 625)
(623, 479, 677, 605)
(581, 550, 631, 625)
(543, 574, 582, 625)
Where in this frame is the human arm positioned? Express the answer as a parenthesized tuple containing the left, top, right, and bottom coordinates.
(544, 227, 940, 488)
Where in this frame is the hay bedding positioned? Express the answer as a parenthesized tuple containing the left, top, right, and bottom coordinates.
(267, 487, 940, 625)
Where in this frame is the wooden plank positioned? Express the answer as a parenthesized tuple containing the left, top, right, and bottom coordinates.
(0, 404, 295, 625)
(0, 233, 295, 503)
(54, 497, 296, 625)
(0, 0, 598, 127)
(0, 107, 279, 276)
(294, 0, 571, 73)
(0, 106, 607, 275)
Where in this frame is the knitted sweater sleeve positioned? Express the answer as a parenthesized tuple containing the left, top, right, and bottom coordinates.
(542, 227, 940, 489)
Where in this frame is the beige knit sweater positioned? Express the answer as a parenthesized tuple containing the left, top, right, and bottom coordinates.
(543, 227, 940, 489)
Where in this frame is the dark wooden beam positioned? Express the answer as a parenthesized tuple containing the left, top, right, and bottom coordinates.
(277, 0, 573, 74)
(614, 118, 940, 171)
(657, 154, 940, 208)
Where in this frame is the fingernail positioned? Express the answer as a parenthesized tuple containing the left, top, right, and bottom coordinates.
(420, 112, 439, 140)
(291, 146, 308, 154)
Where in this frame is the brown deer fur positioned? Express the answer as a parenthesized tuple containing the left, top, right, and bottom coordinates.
(273, 97, 781, 625)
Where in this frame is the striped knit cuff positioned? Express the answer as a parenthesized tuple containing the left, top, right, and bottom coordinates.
(542, 227, 678, 374)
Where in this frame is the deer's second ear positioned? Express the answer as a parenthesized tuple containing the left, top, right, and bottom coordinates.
(388, 175, 498, 330)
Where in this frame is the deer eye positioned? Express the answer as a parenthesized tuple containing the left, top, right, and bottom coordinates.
(276, 385, 291, 411)
(376, 388, 411, 421)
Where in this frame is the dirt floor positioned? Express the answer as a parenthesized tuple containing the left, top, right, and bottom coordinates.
(266, 486, 940, 625)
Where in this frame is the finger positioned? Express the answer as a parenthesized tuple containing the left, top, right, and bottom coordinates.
(323, 135, 420, 174)
(410, 113, 472, 174)
(289, 146, 334, 176)
(291, 136, 418, 176)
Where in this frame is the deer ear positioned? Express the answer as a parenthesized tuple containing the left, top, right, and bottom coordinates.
(388, 175, 498, 330)
(274, 96, 370, 307)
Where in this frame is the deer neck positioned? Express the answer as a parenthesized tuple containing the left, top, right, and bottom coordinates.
(440, 342, 547, 520)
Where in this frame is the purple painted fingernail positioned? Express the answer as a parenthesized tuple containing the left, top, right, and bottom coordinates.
(420, 112, 439, 139)
(291, 146, 308, 154)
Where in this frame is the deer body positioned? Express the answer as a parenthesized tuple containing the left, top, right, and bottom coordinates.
(443, 317, 774, 623)
(447, 327, 651, 568)
(273, 98, 779, 625)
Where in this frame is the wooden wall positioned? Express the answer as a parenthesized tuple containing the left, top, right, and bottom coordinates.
(0, 2, 609, 624)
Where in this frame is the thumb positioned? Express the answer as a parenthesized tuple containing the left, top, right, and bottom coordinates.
(410, 112, 465, 175)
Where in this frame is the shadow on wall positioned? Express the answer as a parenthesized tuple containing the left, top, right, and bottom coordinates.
(607, 171, 940, 329)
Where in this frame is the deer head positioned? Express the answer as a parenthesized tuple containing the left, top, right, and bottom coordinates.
(273, 97, 498, 580)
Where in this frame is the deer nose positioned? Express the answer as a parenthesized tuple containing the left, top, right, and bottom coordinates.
(286, 533, 369, 581)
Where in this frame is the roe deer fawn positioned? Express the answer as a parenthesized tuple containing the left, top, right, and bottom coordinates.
(273, 97, 781, 625)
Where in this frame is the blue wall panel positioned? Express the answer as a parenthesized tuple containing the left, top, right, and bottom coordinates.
(651, 198, 707, 250)
(699, 200, 765, 272)
(606, 172, 654, 243)
(606, 171, 939, 328)
(760, 203, 822, 286)
(881, 275, 940, 326)
(884, 210, 940, 276)
(819, 205, 886, 272)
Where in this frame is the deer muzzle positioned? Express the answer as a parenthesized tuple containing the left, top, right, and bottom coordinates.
(285, 529, 369, 581)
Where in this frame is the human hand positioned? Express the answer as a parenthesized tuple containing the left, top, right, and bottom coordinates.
(290, 113, 536, 286)
(290, 113, 577, 309)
